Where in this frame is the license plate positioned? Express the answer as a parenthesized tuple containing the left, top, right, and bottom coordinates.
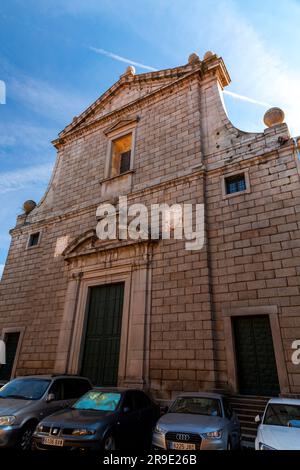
(170, 442, 196, 450)
(42, 437, 64, 447)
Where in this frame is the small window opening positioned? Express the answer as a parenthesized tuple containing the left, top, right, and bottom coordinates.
(28, 232, 40, 247)
(225, 173, 246, 195)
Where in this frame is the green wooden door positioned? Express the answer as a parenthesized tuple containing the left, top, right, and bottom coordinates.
(0, 332, 20, 381)
(80, 283, 124, 386)
(233, 316, 280, 396)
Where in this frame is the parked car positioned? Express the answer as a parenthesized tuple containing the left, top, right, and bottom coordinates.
(0, 375, 92, 450)
(255, 398, 300, 450)
(152, 392, 241, 450)
(33, 387, 160, 451)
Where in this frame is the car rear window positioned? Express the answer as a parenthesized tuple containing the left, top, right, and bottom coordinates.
(73, 391, 121, 411)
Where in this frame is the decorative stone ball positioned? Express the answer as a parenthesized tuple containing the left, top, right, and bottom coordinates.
(188, 53, 200, 64)
(203, 51, 214, 60)
(263, 107, 285, 128)
(23, 200, 36, 214)
(125, 65, 136, 76)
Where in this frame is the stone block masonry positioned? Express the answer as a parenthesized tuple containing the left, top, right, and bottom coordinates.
(0, 51, 299, 398)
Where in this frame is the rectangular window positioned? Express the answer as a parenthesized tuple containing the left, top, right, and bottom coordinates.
(111, 133, 132, 177)
(28, 232, 40, 247)
(225, 173, 246, 195)
(0, 332, 21, 381)
(120, 150, 131, 174)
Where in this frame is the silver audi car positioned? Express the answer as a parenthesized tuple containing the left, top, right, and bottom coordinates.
(153, 392, 241, 451)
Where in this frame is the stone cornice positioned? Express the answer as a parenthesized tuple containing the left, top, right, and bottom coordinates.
(10, 168, 205, 235)
(52, 57, 230, 149)
(11, 141, 297, 236)
(52, 67, 203, 149)
(58, 63, 203, 140)
(206, 140, 296, 175)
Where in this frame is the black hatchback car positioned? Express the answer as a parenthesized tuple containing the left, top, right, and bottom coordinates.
(33, 388, 160, 451)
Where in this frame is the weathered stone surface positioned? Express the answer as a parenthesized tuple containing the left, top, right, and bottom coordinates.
(0, 53, 299, 397)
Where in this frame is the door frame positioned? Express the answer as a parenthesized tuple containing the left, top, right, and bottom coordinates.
(68, 268, 131, 385)
(222, 306, 290, 395)
(79, 281, 126, 386)
(0, 327, 25, 380)
(57, 258, 152, 389)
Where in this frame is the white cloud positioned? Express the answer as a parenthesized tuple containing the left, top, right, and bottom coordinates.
(202, 0, 300, 135)
(223, 90, 271, 108)
(0, 264, 4, 279)
(1, 56, 90, 124)
(89, 46, 157, 71)
(89, 45, 273, 111)
(9, 74, 88, 123)
(0, 164, 53, 195)
(0, 122, 56, 152)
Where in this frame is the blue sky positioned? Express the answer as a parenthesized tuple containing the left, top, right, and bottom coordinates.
(0, 0, 300, 276)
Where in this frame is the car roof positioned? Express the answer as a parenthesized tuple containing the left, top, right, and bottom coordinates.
(12, 375, 90, 381)
(173, 392, 225, 400)
(267, 397, 300, 406)
(91, 387, 145, 393)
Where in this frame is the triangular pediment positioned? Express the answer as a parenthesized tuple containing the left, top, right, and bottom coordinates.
(62, 229, 97, 258)
(58, 63, 200, 139)
(62, 228, 159, 260)
(104, 117, 139, 136)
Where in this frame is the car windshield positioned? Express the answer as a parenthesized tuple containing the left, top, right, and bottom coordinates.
(169, 397, 222, 417)
(264, 404, 300, 428)
(0, 378, 51, 400)
(73, 391, 121, 411)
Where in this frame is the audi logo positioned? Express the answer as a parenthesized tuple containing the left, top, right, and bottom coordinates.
(176, 433, 190, 441)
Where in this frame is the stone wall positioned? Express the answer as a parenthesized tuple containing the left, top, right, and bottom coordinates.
(0, 54, 299, 397)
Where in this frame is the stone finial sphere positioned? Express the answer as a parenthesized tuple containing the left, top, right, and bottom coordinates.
(125, 65, 136, 76)
(263, 107, 285, 128)
(23, 200, 36, 214)
(188, 53, 200, 64)
(203, 51, 214, 60)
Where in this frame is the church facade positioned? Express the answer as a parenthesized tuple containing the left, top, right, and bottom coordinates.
(1, 52, 300, 400)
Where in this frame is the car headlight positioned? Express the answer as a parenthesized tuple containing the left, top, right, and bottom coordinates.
(154, 423, 167, 434)
(203, 429, 223, 439)
(259, 442, 276, 450)
(0, 416, 16, 426)
(36, 424, 44, 433)
(72, 428, 96, 436)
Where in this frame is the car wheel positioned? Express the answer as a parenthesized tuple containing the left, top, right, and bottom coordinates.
(103, 433, 116, 451)
(19, 423, 36, 451)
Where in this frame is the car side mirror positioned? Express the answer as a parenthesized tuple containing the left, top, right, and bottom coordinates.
(46, 393, 56, 403)
(255, 414, 261, 424)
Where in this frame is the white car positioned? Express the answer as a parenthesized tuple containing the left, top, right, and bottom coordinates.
(255, 398, 300, 450)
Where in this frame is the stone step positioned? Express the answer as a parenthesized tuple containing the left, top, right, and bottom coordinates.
(240, 422, 258, 431)
(228, 395, 270, 445)
(241, 426, 257, 436)
(236, 413, 260, 422)
(234, 408, 264, 416)
(230, 399, 268, 407)
(232, 404, 266, 413)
